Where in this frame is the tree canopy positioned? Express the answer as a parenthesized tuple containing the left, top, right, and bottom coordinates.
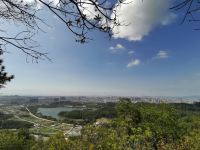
(2, 99, 200, 149)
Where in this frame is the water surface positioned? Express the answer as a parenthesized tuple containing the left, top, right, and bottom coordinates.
(37, 106, 84, 119)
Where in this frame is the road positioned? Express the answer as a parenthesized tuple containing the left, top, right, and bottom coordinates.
(25, 107, 55, 123)
(14, 115, 36, 125)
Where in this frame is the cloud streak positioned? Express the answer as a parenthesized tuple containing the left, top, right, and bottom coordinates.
(156, 50, 169, 59)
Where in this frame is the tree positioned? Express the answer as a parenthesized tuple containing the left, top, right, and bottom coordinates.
(0, 50, 14, 88)
(0, 0, 122, 61)
(46, 133, 69, 150)
(0, 130, 24, 150)
(171, 0, 200, 23)
(116, 98, 141, 127)
(171, 0, 200, 29)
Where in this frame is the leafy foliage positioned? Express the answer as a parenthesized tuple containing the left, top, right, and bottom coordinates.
(58, 103, 117, 124)
(0, 120, 34, 129)
(0, 51, 14, 88)
(1, 99, 200, 149)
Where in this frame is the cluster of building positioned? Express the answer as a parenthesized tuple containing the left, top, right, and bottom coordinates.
(0, 95, 200, 105)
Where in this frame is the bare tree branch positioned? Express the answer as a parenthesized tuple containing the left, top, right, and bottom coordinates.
(0, 0, 123, 61)
(171, 0, 200, 29)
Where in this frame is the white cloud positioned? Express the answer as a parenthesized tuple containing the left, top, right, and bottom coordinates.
(109, 44, 125, 54)
(112, 0, 176, 41)
(128, 51, 135, 55)
(20, 0, 43, 9)
(16, 0, 59, 9)
(127, 59, 140, 68)
(156, 50, 169, 59)
(77, 0, 108, 23)
(49, 0, 60, 6)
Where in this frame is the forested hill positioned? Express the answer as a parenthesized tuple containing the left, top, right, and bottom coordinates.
(1, 99, 200, 149)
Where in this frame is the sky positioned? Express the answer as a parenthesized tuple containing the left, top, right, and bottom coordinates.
(1, 0, 200, 97)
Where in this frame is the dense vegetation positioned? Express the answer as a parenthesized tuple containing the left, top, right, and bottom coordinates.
(1, 98, 200, 149)
(58, 102, 117, 124)
(0, 112, 34, 129)
(28, 102, 116, 124)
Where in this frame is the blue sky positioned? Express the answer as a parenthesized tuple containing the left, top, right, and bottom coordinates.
(1, 0, 200, 96)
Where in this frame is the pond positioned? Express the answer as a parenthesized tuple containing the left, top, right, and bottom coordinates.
(37, 106, 84, 119)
